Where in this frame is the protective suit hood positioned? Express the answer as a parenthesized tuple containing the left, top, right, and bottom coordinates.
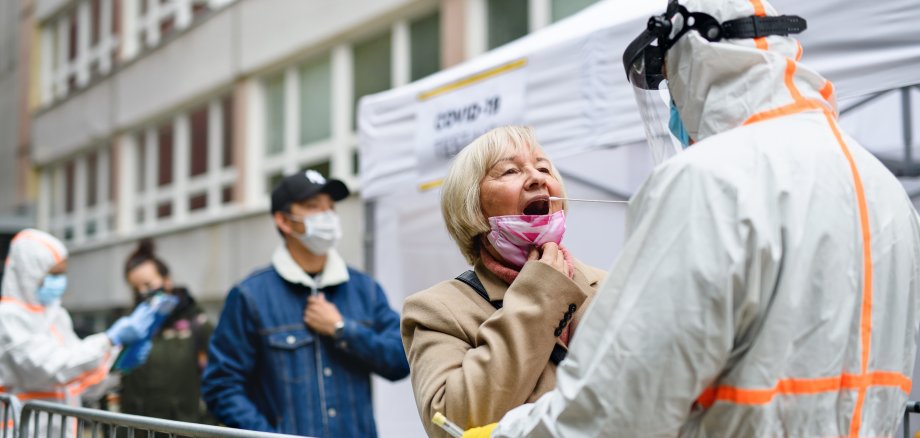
(667, 0, 836, 142)
(1, 229, 68, 306)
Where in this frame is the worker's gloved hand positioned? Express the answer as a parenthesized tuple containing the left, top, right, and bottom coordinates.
(106, 295, 178, 346)
(462, 423, 497, 438)
(114, 339, 154, 371)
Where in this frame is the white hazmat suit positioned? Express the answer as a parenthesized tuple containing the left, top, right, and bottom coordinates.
(491, 0, 920, 436)
(0, 229, 116, 437)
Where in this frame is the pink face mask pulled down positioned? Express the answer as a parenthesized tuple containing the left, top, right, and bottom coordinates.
(486, 210, 566, 268)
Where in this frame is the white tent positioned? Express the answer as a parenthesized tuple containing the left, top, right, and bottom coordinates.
(358, 1, 920, 436)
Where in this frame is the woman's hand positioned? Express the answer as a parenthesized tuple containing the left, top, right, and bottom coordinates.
(528, 242, 567, 275)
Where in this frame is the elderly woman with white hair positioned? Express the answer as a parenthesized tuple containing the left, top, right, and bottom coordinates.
(400, 126, 607, 437)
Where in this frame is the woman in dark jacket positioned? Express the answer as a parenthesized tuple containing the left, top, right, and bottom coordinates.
(119, 239, 214, 426)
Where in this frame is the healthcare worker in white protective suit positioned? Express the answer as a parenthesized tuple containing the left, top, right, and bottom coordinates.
(0, 229, 175, 437)
(462, 0, 920, 436)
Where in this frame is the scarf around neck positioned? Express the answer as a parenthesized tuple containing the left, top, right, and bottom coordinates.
(480, 244, 576, 345)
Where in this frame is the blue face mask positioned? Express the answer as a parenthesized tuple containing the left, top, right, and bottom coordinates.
(36, 274, 68, 305)
(669, 99, 692, 148)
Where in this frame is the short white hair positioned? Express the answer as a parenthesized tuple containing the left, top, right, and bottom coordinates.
(440, 126, 567, 265)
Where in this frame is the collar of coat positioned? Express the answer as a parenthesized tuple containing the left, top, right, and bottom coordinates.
(473, 257, 603, 302)
(272, 245, 349, 290)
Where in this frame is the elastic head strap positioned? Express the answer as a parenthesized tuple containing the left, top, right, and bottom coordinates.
(653, 4, 807, 49)
(719, 15, 808, 40)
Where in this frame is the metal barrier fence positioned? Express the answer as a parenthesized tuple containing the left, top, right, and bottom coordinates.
(2, 394, 919, 437)
(0, 393, 15, 438)
(15, 399, 306, 438)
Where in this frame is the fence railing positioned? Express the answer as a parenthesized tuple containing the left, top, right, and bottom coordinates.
(3, 394, 919, 437)
(0, 393, 16, 438)
(2, 397, 306, 438)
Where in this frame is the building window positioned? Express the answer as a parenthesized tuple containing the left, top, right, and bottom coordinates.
(487, 0, 528, 50)
(301, 161, 331, 180)
(87, 151, 98, 207)
(266, 172, 284, 194)
(157, 202, 172, 219)
(157, 122, 173, 187)
(189, 193, 207, 211)
(136, 132, 147, 194)
(109, 143, 117, 202)
(299, 55, 332, 146)
(410, 11, 441, 81)
(67, 10, 78, 90)
(221, 186, 234, 204)
(190, 105, 209, 177)
(90, 0, 102, 45)
(265, 73, 286, 156)
(352, 149, 360, 176)
(40, 0, 119, 104)
(65, 162, 75, 213)
(47, 144, 115, 244)
(551, 0, 600, 22)
(128, 92, 238, 230)
(222, 94, 234, 168)
(353, 31, 392, 128)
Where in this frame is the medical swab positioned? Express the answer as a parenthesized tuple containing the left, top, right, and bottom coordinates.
(549, 196, 629, 204)
(432, 412, 465, 438)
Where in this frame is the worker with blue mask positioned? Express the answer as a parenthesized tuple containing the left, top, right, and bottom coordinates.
(0, 229, 176, 438)
(461, 0, 920, 436)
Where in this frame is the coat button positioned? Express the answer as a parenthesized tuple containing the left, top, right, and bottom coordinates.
(324, 367, 333, 377)
(328, 408, 337, 418)
(569, 304, 577, 312)
(554, 327, 563, 337)
(286, 335, 296, 345)
(564, 311, 572, 321)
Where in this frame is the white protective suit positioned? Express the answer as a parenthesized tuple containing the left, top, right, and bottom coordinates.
(0, 229, 116, 437)
(493, 0, 920, 436)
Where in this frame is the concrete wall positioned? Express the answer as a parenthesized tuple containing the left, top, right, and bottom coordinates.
(32, 78, 116, 164)
(0, 0, 21, 215)
(62, 195, 365, 311)
(34, 0, 68, 22)
(236, 0, 413, 72)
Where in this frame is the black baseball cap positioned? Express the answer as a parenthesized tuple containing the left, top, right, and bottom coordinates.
(270, 170, 350, 213)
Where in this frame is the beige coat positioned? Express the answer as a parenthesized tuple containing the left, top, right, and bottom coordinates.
(401, 258, 606, 437)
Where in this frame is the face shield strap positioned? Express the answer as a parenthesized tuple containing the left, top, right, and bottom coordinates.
(720, 15, 807, 39)
(623, 4, 808, 89)
(656, 5, 807, 49)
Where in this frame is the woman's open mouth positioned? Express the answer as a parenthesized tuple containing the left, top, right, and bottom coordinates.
(523, 198, 550, 215)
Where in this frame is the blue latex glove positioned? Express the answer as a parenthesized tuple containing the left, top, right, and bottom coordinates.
(106, 294, 179, 346)
(114, 339, 153, 372)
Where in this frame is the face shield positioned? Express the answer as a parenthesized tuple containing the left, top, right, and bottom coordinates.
(622, 0, 807, 164)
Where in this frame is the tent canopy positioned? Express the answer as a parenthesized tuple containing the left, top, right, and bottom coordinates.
(357, 1, 920, 436)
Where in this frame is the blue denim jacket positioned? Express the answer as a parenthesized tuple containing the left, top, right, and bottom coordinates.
(202, 253, 409, 437)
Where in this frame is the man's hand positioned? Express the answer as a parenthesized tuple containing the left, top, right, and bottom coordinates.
(304, 293, 344, 336)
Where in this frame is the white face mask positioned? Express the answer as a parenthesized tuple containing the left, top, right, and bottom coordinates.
(292, 210, 342, 255)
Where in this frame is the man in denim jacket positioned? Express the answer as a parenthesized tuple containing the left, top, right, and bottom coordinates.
(202, 170, 410, 437)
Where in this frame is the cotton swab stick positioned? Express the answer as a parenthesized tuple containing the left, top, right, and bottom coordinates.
(548, 196, 629, 204)
(432, 412, 465, 438)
